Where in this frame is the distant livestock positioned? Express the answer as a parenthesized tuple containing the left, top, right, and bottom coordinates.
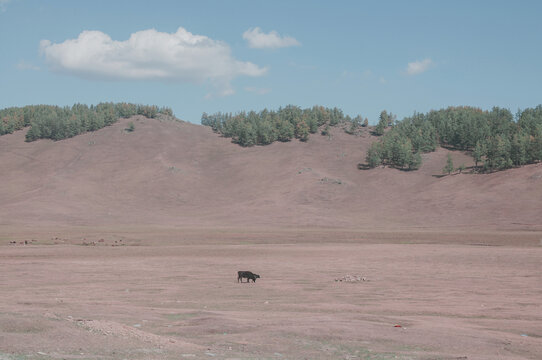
(237, 271, 260, 283)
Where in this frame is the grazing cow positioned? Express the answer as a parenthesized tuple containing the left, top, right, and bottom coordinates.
(237, 271, 260, 283)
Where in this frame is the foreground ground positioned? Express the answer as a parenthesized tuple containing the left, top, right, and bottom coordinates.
(1, 228, 541, 360)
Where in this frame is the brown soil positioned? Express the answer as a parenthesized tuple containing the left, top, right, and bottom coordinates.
(1, 117, 541, 359)
(1, 116, 541, 231)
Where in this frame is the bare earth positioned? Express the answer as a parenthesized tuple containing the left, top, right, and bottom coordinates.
(1, 117, 541, 359)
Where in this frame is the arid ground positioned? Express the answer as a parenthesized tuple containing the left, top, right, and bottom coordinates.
(1, 117, 541, 359)
(1, 228, 541, 360)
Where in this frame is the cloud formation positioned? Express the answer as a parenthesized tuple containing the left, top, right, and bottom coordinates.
(16, 60, 40, 71)
(0, 0, 12, 12)
(245, 86, 271, 95)
(40, 27, 267, 96)
(243, 27, 300, 49)
(406, 58, 434, 75)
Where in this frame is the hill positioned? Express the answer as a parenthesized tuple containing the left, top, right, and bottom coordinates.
(1, 115, 541, 231)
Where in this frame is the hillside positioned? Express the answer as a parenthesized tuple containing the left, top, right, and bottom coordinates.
(1, 115, 541, 231)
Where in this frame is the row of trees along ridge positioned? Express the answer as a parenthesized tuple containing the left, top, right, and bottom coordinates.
(201, 105, 367, 146)
(0, 103, 173, 141)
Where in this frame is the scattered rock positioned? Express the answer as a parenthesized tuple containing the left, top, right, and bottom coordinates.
(320, 177, 342, 185)
(335, 274, 368, 282)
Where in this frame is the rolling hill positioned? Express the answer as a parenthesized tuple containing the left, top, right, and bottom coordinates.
(1, 115, 541, 231)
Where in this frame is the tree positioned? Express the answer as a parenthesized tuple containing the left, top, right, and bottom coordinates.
(473, 141, 485, 169)
(409, 152, 422, 170)
(390, 136, 413, 168)
(366, 143, 382, 168)
(510, 132, 530, 166)
(443, 153, 454, 175)
(25, 125, 41, 141)
(387, 112, 397, 126)
(485, 135, 512, 170)
(295, 120, 310, 142)
(374, 110, 389, 136)
(321, 124, 330, 137)
(347, 115, 362, 134)
(235, 121, 256, 146)
(276, 120, 294, 142)
(256, 120, 276, 145)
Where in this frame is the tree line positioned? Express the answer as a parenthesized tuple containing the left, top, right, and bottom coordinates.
(0, 103, 173, 141)
(201, 105, 367, 146)
(366, 105, 542, 171)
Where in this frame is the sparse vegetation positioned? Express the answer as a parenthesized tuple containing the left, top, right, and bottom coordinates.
(0, 103, 173, 141)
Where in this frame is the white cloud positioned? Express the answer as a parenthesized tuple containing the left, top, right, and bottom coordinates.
(245, 86, 271, 95)
(16, 60, 40, 71)
(406, 58, 434, 75)
(243, 27, 300, 49)
(40, 27, 268, 96)
(0, 0, 12, 12)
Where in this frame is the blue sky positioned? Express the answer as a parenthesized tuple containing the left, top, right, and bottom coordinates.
(1, 0, 541, 124)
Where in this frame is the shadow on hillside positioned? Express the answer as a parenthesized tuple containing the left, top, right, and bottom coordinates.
(357, 163, 418, 172)
(357, 163, 372, 170)
(433, 166, 481, 177)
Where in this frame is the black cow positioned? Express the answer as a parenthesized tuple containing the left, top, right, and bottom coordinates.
(237, 271, 260, 283)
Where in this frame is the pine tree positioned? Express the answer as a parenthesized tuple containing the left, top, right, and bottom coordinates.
(366, 144, 382, 168)
(374, 110, 389, 136)
(295, 120, 310, 142)
(443, 153, 454, 174)
(409, 152, 422, 170)
(473, 141, 485, 169)
(276, 120, 294, 142)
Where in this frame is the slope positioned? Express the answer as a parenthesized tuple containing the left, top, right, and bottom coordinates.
(1, 116, 541, 231)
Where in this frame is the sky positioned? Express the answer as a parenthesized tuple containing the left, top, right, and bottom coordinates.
(1, 0, 541, 124)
